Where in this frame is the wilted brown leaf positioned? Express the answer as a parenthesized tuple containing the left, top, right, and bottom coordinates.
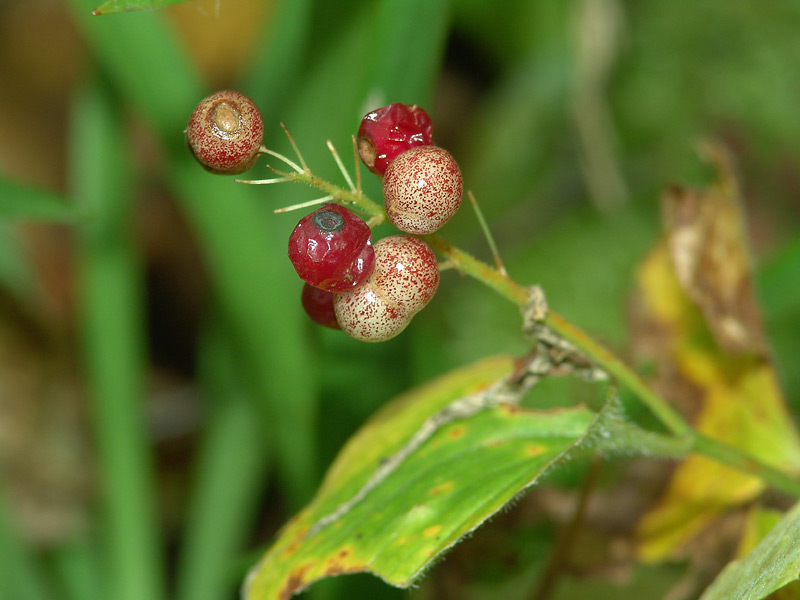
(633, 142, 800, 563)
(661, 142, 766, 355)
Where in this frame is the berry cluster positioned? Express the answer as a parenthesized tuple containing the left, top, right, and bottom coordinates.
(186, 95, 463, 342)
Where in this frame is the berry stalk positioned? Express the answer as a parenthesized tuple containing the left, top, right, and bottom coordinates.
(288, 171, 385, 223)
(243, 143, 800, 499)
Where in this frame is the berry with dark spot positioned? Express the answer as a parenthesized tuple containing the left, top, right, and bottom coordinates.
(288, 204, 375, 292)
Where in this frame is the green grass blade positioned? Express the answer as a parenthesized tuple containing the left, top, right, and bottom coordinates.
(71, 81, 166, 600)
(69, 0, 318, 508)
(0, 224, 35, 300)
(362, 0, 451, 104)
(0, 485, 54, 600)
(700, 499, 800, 600)
(170, 162, 317, 506)
(241, 0, 312, 122)
(0, 177, 76, 222)
(50, 538, 105, 600)
(91, 0, 191, 15)
(175, 320, 271, 600)
(66, 0, 202, 141)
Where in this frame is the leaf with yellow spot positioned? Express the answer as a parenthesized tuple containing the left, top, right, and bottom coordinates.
(634, 144, 800, 562)
(91, 0, 190, 15)
(243, 359, 681, 600)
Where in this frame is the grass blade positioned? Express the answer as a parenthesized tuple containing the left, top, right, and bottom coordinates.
(71, 80, 166, 600)
(0, 177, 76, 222)
(0, 486, 53, 600)
(175, 319, 271, 600)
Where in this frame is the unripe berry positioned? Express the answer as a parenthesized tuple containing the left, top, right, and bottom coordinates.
(383, 146, 463, 234)
(370, 235, 439, 312)
(288, 204, 375, 292)
(186, 90, 264, 175)
(357, 103, 434, 176)
(334, 235, 438, 342)
(300, 283, 340, 330)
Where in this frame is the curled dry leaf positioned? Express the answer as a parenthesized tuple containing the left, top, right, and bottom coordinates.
(633, 142, 800, 564)
(661, 142, 766, 355)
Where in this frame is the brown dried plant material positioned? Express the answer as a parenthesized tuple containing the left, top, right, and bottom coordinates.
(661, 142, 766, 355)
(633, 142, 800, 565)
(0, 292, 92, 546)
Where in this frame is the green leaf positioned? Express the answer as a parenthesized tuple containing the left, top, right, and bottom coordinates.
(243, 359, 671, 599)
(699, 499, 800, 600)
(91, 0, 190, 16)
(362, 0, 451, 104)
(72, 80, 165, 600)
(0, 177, 76, 222)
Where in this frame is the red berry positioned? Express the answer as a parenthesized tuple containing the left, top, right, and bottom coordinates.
(288, 204, 375, 292)
(383, 146, 463, 234)
(301, 283, 340, 330)
(334, 235, 439, 342)
(357, 103, 433, 176)
(186, 90, 264, 175)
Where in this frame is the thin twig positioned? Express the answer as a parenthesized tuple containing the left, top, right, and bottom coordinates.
(327, 140, 356, 192)
(352, 135, 363, 195)
(531, 457, 603, 600)
(273, 196, 334, 213)
(259, 147, 304, 174)
(468, 190, 507, 275)
(279, 123, 309, 172)
(235, 176, 292, 185)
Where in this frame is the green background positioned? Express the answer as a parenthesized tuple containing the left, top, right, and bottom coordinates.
(0, 1, 799, 599)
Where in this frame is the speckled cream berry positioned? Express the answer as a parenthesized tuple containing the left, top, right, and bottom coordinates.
(334, 235, 439, 342)
(186, 90, 264, 175)
(383, 146, 463, 234)
(370, 235, 439, 312)
(333, 284, 411, 342)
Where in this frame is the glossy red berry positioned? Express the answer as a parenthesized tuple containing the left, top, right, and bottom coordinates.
(334, 235, 439, 342)
(300, 283, 340, 330)
(357, 103, 434, 176)
(288, 204, 375, 292)
(383, 146, 463, 234)
(186, 90, 264, 175)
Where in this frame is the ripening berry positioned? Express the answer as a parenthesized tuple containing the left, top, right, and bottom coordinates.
(334, 235, 439, 342)
(383, 146, 463, 234)
(300, 283, 340, 330)
(288, 204, 375, 292)
(186, 90, 264, 174)
(357, 103, 434, 176)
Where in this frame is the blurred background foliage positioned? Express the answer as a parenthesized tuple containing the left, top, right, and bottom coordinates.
(0, 0, 799, 599)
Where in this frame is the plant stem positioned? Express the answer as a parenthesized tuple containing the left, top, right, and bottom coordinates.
(260, 156, 800, 499)
(544, 311, 691, 438)
(289, 171, 385, 223)
(693, 434, 800, 497)
(425, 233, 800, 499)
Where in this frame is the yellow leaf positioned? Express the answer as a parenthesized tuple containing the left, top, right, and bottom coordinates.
(634, 144, 800, 562)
